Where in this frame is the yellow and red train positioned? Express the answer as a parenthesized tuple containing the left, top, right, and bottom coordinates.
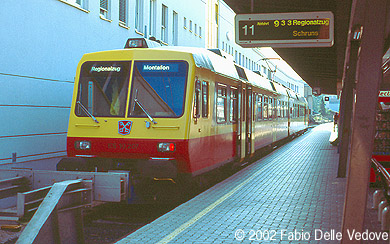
(58, 39, 309, 201)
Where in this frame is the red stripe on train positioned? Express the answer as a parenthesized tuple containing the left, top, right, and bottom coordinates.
(67, 133, 236, 175)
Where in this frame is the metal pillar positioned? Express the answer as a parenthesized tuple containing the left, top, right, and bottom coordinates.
(341, 0, 387, 242)
(337, 39, 360, 178)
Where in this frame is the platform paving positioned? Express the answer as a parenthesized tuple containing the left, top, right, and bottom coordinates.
(115, 124, 337, 243)
(114, 123, 383, 243)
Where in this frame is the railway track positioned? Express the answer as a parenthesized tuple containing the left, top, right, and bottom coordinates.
(0, 129, 308, 244)
(84, 203, 178, 244)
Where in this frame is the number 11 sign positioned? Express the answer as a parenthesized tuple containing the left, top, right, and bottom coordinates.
(235, 11, 334, 48)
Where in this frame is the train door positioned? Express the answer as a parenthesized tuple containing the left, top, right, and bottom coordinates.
(239, 86, 246, 161)
(287, 98, 291, 136)
(245, 86, 253, 157)
(232, 86, 241, 161)
(274, 98, 279, 142)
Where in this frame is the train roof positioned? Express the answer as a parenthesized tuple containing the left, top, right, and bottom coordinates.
(153, 46, 305, 100)
(81, 45, 306, 102)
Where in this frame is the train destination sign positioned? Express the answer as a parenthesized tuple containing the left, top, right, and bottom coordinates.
(235, 12, 334, 48)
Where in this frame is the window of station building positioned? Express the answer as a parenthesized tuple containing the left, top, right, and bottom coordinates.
(119, 0, 128, 26)
(257, 94, 263, 121)
(202, 81, 209, 118)
(100, 0, 110, 19)
(230, 87, 238, 122)
(199, 26, 202, 37)
(184, 17, 187, 29)
(161, 5, 168, 43)
(267, 69, 272, 80)
(64, 0, 88, 10)
(149, 0, 157, 37)
(215, 4, 219, 25)
(172, 11, 178, 46)
(135, 0, 143, 32)
(216, 84, 227, 123)
(189, 20, 193, 32)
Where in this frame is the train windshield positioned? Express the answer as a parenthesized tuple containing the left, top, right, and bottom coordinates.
(76, 61, 130, 117)
(128, 61, 188, 118)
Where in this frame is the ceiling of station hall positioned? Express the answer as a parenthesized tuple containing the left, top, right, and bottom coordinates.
(224, 0, 352, 94)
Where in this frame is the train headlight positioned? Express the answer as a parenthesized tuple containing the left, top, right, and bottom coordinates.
(75, 141, 91, 150)
(157, 143, 175, 152)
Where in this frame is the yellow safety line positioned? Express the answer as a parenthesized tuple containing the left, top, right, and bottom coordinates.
(156, 162, 273, 244)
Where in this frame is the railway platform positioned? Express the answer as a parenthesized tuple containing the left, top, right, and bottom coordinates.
(116, 123, 384, 244)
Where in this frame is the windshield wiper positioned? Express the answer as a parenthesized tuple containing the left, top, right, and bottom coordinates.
(77, 101, 99, 123)
(133, 89, 157, 124)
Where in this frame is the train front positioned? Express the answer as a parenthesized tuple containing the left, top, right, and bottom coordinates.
(58, 47, 193, 202)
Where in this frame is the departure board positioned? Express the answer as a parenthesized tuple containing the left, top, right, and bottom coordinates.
(235, 12, 334, 48)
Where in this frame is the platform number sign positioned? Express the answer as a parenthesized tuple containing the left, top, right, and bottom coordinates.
(235, 11, 334, 48)
(118, 120, 133, 135)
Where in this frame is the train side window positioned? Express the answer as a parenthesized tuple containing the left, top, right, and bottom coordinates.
(298, 105, 300, 117)
(257, 94, 262, 121)
(263, 96, 268, 120)
(230, 87, 238, 122)
(193, 79, 201, 119)
(216, 84, 227, 123)
(283, 101, 287, 118)
(202, 81, 209, 118)
(253, 93, 257, 121)
(285, 102, 288, 118)
(268, 98, 273, 120)
(242, 88, 246, 122)
(280, 101, 283, 118)
(290, 104, 294, 117)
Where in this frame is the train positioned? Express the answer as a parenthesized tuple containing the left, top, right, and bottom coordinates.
(58, 38, 309, 202)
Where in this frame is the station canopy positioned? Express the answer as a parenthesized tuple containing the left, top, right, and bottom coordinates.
(225, 0, 352, 94)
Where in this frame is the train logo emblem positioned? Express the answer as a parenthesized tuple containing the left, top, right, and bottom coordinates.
(118, 121, 133, 135)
